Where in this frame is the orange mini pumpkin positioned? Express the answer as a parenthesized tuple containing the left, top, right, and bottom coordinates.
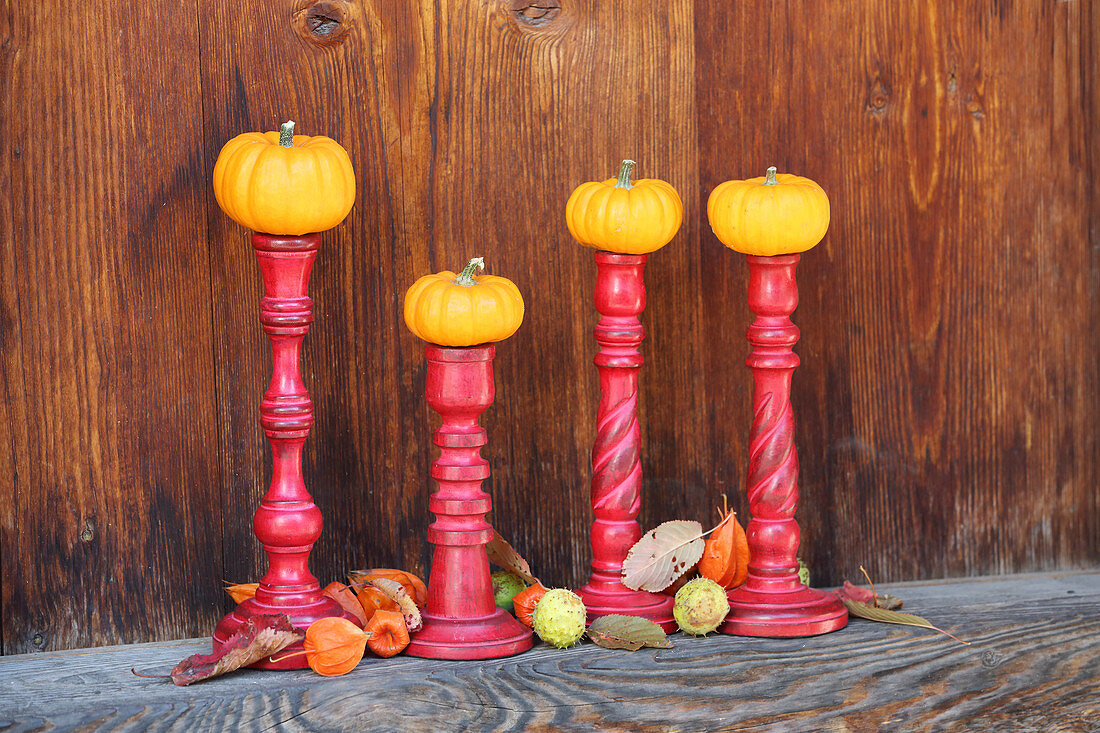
(403, 258, 525, 347)
(566, 159, 683, 254)
(213, 120, 356, 235)
(707, 166, 830, 256)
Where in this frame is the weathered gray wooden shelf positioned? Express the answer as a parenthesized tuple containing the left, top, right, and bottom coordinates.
(0, 571, 1096, 732)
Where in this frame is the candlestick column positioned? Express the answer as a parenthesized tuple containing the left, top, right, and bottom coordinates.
(576, 252, 675, 631)
(406, 345, 533, 659)
(720, 254, 847, 636)
(213, 233, 358, 669)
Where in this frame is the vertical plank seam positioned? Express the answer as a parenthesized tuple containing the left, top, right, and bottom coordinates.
(1084, 0, 1100, 558)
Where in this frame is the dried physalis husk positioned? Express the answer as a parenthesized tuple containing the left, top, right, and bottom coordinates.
(698, 496, 750, 589)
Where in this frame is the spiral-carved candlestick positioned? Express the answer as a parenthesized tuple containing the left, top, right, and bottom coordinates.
(720, 254, 847, 636)
(405, 345, 533, 659)
(576, 252, 675, 631)
(213, 233, 359, 669)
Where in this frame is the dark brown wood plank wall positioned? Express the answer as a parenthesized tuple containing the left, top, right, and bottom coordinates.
(0, 1, 224, 653)
(0, 0, 1096, 653)
(696, 0, 1100, 583)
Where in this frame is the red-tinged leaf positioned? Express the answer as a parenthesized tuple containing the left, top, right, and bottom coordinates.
(841, 599, 969, 645)
(368, 577, 423, 633)
(622, 520, 707, 592)
(836, 581, 903, 610)
(486, 530, 540, 586)
(170, 615, 304, 685)
(586, 615, 672, 651)
(836, 581, 877, 605)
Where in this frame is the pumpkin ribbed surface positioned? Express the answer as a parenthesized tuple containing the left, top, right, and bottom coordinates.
(213, 130, 355, 235)
(403, 266, 524, 347)
(566, 162, 683, 254)
(707, 170, 829, 256)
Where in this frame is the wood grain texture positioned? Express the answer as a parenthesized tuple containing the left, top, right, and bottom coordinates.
(1, 0, 1098, 653)
(0, 572, 1096, 731)
(197, 0, 700, 595)
(0, 1, 224, 653)
(696, 0, 1100, 586)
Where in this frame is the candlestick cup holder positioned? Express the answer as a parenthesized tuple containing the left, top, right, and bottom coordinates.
(576, 252, 676, 632)
(720, 254, 847, 637)
(405, 344, 533, 659)
(213, 233, 360, 669)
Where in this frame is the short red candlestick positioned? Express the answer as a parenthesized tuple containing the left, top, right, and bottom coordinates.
(720, 254, 847, 637)
(576, 252, 676, 631)
(213, 233, 359, 669)
(405, 344, 533, 659)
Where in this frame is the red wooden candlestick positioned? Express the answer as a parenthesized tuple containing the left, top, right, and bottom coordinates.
(405, 344, 533, 659)
(213, 233, 359, 669)
(720, 254, 847, 636)
(576, 252, 675, 631)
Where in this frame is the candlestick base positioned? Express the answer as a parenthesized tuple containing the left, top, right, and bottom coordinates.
(406, 609, 532, 660)
(213, 595, 358, 670)
(720, 583, 848, 637)
(406, 345, 533, 660)
(576, 567, 677, 629)
(577, 581, 676, 632)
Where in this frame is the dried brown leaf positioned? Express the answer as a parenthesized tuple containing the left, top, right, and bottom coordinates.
(876, 594, 904, 611)
(486, 530, 539, 586)
(586, 615, 672, 651)
(842, 599, 969, 645)
(622, 520, 706, 592)
(170, 615, 303, 685)
(369, 577, 423, 633)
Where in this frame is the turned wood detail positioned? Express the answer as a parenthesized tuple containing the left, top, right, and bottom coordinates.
(742, 254, 804, 589)
(405, 344, 532, 660)
(721, 254, 847, 637)
(577, 252, 674, 630)
(213, 233, 356, 669)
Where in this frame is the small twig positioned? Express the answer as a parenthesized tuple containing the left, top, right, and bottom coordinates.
(131, 667, 171, 679)
(859, 565, 878, 598)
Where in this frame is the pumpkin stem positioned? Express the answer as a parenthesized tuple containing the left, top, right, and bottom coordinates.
(279, 121, 296, 148)
(455, 257, 485, 287)
(614, 159, 636, 190)
(763, 166, 779, 186)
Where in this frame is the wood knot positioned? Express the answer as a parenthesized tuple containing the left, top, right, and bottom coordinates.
(867, 78, 890, 115)
(293, 0, 351, 46)
(509, 0, 562, 26)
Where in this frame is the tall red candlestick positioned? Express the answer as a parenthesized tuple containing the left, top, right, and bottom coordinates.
(576, 252, 675, 631)
(406, 345, 533, 659)
(213, 233, 358, 669)
(720, 254, 847, 636)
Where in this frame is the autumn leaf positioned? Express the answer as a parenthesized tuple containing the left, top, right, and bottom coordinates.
(622, 520, 708, 592)
(486, 530, 540, 586)
(223, 582, 259, 604)
(169, 615, 304, 685)
(322, 581, 369, 626)
(368, 577, 423, 633)
(836, 581, 877, 605)
(587, 615, 672, 651)
(842, 599, 969, 645)
(837, 571, 903, 610)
